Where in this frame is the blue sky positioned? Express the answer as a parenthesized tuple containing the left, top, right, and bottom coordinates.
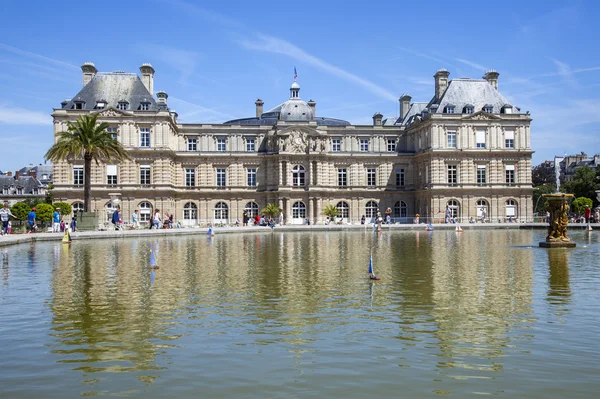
(0, 0, 599, 171)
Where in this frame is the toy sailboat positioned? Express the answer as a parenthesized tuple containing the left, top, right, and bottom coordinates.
(368, 254, 380, 280)
(587, 224, 593, 232)
(455, 224, 463, 232)
(426, 222, 434, 231)
(149, 244, 160, 269)
(61, 230, 72, 244)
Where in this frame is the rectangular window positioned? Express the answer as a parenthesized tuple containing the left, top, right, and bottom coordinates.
(477, 165, 486, 184)
(118, 102, 128, 111)
(332, 139, 341, 152)
(140, 103, 150, 111)
(140, 128, 150, 147)
(360, 139, 369, 152)
(216, 168, 226, 187)
(447, 165, 457, 185)
(217, 138, 226, 152)
(476, 129, 486, 148)
(447, 131, 456, 148)
(505, 130, 515, 148)
(73, 167, 84, 185)
(185, 168, 195, 187)
(396, 168, 405, 186)
(247, 168, 257, 186)
(107, 164, 117, 185)
(387, 139, 396, 152)
(246, 138, 255, 152)
(338, 168, 347, 186)
(187, 138, 197, 151)
(107, 127, 118, 141)
(367, 168, 376, 186)
(505, 164, 515, 184)
(140, 166, 151, 185)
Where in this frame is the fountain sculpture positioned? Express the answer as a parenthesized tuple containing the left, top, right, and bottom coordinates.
(539, 193, 576, 248)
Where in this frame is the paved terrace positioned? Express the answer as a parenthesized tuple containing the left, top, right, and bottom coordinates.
(1, 222, 597, 248)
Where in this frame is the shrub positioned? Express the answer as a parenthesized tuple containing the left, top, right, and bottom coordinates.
(10, 202, 31, 221)
(572, 197, 593, 215)
(35, 203, 55, 223)
(52, 202, 72, 215)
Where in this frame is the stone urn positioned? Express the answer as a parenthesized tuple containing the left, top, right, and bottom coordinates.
(539, 193, 576, 248)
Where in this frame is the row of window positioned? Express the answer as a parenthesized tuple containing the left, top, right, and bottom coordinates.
(448, 164, 516, 185)
(446, 130, 515, 149)
(1, 186, 40, 195)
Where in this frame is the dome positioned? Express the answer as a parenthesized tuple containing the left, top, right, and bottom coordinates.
(291, 81, 300, 89)
(279, 99, 313, 121)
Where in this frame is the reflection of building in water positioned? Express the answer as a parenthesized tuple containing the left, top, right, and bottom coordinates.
(429, 231, 534, 372)
(547, 249, 571, 306)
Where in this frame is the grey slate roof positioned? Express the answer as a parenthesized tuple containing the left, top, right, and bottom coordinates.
(0, 176, 43, 194)
(62, 73, 160, 111)
(428, 78, 516, 115)
(396, 102, 428, 126)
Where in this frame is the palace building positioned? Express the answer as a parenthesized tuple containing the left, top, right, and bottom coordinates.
(51, 63, 533, 225)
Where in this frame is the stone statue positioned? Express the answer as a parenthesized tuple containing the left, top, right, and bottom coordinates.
(545, 196, 572, 243)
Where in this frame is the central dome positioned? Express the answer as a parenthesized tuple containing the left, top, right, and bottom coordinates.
(277, 99, 313, 121)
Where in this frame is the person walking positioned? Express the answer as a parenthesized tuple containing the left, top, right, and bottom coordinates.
(0, 203, 17, 236)
(153, 209, 161, 229)
(111, 208, 122, 231)
(27, 207, 37, 233)
(132, 210, 139, 229)
(52, 207, 61, 232)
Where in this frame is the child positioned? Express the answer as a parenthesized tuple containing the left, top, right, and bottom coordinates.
(7, 221, 11, 235)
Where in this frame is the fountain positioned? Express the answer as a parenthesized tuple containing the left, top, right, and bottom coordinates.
(539, 193, 576, 248)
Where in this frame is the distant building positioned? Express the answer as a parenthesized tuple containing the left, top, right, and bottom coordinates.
(0, 172, 46, 206)
(558, 153, 600, 183)
(16, 164, 53, 187)
(50, 63, 533, 225)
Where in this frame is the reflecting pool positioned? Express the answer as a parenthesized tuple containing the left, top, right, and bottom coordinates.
(1, 230, 599, 398)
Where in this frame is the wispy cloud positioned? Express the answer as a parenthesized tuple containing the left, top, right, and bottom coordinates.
(238, 34, 398, 101)
(0, 106, 51, 125)
(138, 44, 201, 83)
(551, 58, 577, 87)
(455, 58, 488, 71)
(169, 96, 236, 122)
(0, 42, 78, 70)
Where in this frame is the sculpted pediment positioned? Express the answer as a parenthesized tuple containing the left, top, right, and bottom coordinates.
(463, 111, 501, 121)
(94, 107, 131, 118)
(269, 126, 328, 154)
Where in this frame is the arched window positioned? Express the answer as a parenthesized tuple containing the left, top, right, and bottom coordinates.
(244, 202, 259, 217)
(336, 201, 349, 219)
(394, 201, 407, 218)
(476, 199, 488, 219)
(139, 201, 152, 223)
(365, 200, 378, 218)
(72, 202, 84, 214)
(292, 165, 305, 186)
(447, 200, 460, 219)
(292, 201, 306, 219)
(183, 202, 197, 225)
(505, 199, 517, 219)
(214, 202, 228, 221)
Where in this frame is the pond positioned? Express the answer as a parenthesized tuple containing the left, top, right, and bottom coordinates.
(1, 230, 599, 398)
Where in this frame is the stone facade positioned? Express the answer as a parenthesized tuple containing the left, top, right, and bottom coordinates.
(51, 63, 533, 225)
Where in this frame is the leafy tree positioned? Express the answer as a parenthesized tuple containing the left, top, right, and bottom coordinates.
(35, 203, 55, 224)
(532, 162, 556, 188)
(571, 197, 593, 215)
(260, 203, 282, 219)
(10, 202, 31, 220)
(44, 114, 131, 212)
(52, 202, 73, 215)
(322, 204, 339, 219)
(533, 184, 554, 214)
(23, 197, 46, 209)
(561, 166, 599, 206)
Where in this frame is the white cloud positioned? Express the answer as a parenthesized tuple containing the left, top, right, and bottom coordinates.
(0, 106, 51, 125)
(455, 58, 488, 71)
(138, 44, 201, 82)
(0, 42, 78, 70)
(238, 34, 398, 102)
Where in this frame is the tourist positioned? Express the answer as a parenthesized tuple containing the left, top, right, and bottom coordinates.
(414, 214, 420, 224)
(132, 210, 139, 229)
(279, 210, 284, 226)
(584, 205, 591, 224)
(27, 207, 37, 233)
(111, 208, 122, 230)
(52, 207, 61, 232)
(445, 206, 451, 224)
(70, 216, 77, 232)
(169, 214, 174, 228)
(361, 215, 366, 225)
(153, 209, 161, 229)
(325, 216, 330, 225)
(0, 203, 17, 236)
(7, 221, 11, 235)
(60, 219, 66, 232)
(242, 211, 249, 226)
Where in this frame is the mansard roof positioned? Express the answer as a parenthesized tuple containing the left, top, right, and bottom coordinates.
(429, 78, 516, 115)
(395, 102, 429, 126)
(62, 72, 159, 111)
(0, 176, 43, 193)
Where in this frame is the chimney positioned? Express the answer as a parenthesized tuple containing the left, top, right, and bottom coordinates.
(157, 91, 168, 108)
(139, 63, 155, 95)
(434, 69, 450, 100)
(483, 69, 499, 90)
(255, 99, 264, 118)
(307, 99, 316, 119)
(6, 171, 12, 177)
(373, 112, 383, 126)
(399, 94, 412, 120)
(14, 171, 20, 179)
(81, 62, 98, 87)
(29, 171, 37, 180)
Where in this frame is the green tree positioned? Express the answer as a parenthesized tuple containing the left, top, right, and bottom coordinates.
(52, 202, 73, 216)
(45, 183, 53, 204)
(561, 166, 599, 206)
(44, 114, 131, 212)
(23, 197, 46, 209)
(571, 197, 593, 215)
(10, 202, 31, 220)
(35, 203, 55, 225)
(532, 162, 556, 188)
(260, 203, 282, 219)
(322, 204, 339, 219)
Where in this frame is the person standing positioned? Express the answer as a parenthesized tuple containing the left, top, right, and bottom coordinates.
(279, 210, 284, 226)
(111, 208, 122, 230)
(52, 207, 61, 232)
(584, 205, 591, 224)
(153, 209, 161, 229)
(0, 203, 17, 236)
(132, 210, 139, 229)
(242, 211, 248, 227)
(27, 207, 37, 233)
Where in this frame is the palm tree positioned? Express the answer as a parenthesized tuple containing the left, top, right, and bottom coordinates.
(261, 203, 282, 220)
(322, 204, 339, 220)
(45, 114, 131, 212)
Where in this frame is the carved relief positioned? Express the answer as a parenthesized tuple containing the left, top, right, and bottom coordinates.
(98, 109, 123, 117)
